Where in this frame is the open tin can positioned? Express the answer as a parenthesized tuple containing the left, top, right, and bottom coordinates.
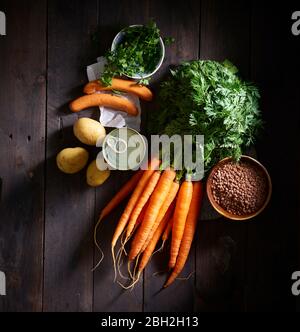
(102, 127, 146, 170)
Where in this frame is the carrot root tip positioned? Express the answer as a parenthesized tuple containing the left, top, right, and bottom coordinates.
(112, 246, 118, 283)
(92, 217, 104, 271)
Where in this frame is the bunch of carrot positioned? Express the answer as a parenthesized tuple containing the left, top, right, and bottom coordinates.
(94, 158, 203, 288)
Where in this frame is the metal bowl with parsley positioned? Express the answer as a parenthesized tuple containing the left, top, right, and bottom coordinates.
(101, 21, 171, 85)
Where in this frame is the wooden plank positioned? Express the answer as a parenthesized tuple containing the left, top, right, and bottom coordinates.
(92, 0, 150, 312)
(195, 0, 251, 312)
(246, 1, 299, 311)
(143, 0, 200, 312)
(0, 0, 46, 311)
(43, 0, 98, 312)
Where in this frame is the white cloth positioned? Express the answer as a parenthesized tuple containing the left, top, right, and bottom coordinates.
(86, 57, 141, 131)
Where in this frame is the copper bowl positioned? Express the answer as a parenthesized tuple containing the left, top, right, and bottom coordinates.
(206, 155, 272, 221)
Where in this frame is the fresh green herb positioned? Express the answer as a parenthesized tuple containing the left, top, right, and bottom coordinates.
(101, 21, 172, 86)
(149, 60, 262, 172)
(163, 37, 175, 46)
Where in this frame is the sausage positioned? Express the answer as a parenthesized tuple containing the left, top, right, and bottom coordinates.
(83, 78, 153, 101)
(69, 93, 138, 116)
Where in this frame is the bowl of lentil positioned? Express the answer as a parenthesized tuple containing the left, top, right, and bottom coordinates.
(206, 155, 272, 221)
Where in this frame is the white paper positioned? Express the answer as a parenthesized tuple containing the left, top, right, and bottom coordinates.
(86, 57, 141, 131)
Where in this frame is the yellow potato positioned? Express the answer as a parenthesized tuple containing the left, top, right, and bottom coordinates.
(73, 117, 106, 146)
(56, 147, 89, 174)
(86, 160, 110, 187)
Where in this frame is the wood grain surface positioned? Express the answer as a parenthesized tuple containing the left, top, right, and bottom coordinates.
(0, 0, 299, 312)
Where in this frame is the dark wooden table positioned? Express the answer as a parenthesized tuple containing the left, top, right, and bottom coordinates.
(0, 0, 299, 312)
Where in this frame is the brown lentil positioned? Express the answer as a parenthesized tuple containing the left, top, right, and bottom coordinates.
(211, 160, 268, 216)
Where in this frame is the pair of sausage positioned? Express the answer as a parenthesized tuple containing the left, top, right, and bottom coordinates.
(69, 78, 153, 116)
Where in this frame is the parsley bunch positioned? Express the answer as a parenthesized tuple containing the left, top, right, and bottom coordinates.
(150, 60, 262, 172)
(101, 21, 172, 86)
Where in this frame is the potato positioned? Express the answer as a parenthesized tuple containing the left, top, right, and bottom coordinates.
(56, 147, 89, 174)
(73, 117, 106, 146)
(86, 160, 110, 187)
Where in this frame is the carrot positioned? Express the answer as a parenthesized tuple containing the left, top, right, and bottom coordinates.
(112, 158, 160, 249)
(164, 181, 203, 287)
(69, 93, 138, 116)
(169, 179, 193, 269)
(125, 171, 161, 241)
(84, 79, 153, 101)
(154, 216, 174, 257)
(137, 208, 172, 275)
(92, 170, 143, 271)
(135, 201, 149, 228)
(129, 169, 176, 261)
(162, 217, 173, 243)
(111, 158, 160, 280)
(98, 170, 143, 222)
(140, 181, 179, 252)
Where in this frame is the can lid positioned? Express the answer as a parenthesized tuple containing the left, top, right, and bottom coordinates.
(106, 136, 128, 154)
(102, 127, 146, 170)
